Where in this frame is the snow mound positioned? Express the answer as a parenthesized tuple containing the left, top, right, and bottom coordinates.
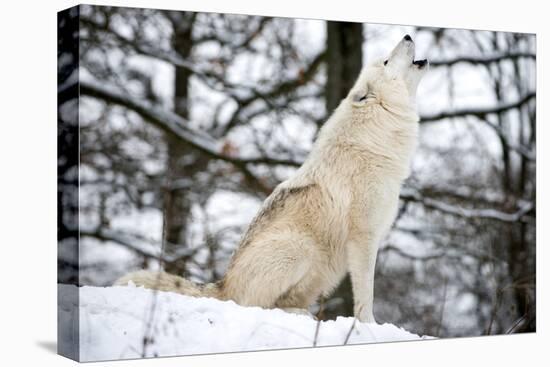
(59, 284, 430, 362)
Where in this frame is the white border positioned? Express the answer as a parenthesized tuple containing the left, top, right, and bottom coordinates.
(0, 0, 545, 366)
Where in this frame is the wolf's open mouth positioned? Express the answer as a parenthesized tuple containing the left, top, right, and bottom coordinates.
(413, 59, 428, 68)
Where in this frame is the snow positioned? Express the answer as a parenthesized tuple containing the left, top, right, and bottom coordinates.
(58, 284, 431, 362)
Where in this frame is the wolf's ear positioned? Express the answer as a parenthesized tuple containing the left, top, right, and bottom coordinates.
(350, 86, 371, 107)
(351, 91, 367, 106)
(349, 81, 372, 107)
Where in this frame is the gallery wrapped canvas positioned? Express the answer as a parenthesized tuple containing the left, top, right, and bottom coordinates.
(58, 4, 536, 362)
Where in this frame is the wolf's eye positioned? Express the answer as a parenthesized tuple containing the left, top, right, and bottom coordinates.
(358, 95, 367, 101)
(383, 60, 388, 66)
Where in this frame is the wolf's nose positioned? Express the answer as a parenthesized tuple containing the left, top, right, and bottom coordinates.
(404, 34, 412, 41)
(413, 59, 428, 68)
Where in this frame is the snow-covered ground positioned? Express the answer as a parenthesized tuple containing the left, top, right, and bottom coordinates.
(58, 284, 431, 362)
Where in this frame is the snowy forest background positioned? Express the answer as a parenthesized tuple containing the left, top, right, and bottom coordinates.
(58, 5, 536, 339)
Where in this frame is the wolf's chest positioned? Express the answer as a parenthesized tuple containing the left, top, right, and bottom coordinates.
(348, 180, 401, 233)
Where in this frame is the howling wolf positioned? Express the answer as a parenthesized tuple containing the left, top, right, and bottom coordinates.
(115, 35, 428, 323)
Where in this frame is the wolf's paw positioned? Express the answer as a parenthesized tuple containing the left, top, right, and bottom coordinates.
(354, 305, 377, 324)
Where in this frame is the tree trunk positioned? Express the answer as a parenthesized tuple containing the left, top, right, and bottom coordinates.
(325, 21, 364, 113)
(323, 21, 363, 319)
(163, 12, 196, 276)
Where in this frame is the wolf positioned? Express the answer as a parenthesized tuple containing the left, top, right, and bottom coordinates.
(115, 35, 428, 323)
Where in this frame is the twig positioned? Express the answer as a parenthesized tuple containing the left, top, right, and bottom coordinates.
(435, 277, 448, 337)
(141, 183, 170, 357)
(343, 317, 358, 345)
(486, 275, 535, 335)
(313, 297, 325, 347)
(506, 314, 528, 334)
(486, 289, 503, 335)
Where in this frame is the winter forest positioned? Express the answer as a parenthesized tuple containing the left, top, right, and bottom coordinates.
(58, 4, 536, 343)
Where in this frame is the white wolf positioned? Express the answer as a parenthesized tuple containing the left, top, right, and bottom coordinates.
(115, 35, 428, 323)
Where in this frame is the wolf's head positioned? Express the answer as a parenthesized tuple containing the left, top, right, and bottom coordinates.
(348, 35, 428, 108)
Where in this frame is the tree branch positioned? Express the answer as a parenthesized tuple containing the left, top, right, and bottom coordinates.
(80, 227, 197, 263)
(400, 188, 534, 223)
(380, 245, 446, 261)
(80, 79, 302, 168)
(81, 16, 325, 109)
(430, 52, 536, 68)
(420, 92, 536, 123)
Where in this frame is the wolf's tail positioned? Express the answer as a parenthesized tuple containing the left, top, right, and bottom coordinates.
(113, 270, 221, 299)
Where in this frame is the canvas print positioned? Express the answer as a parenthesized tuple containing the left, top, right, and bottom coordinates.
(58, 4, 536, 362)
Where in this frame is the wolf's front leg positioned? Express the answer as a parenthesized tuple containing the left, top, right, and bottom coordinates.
(347, 237, 380, 323)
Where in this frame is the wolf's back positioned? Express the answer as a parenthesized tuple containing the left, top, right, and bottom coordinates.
(114, 270, 221, 298)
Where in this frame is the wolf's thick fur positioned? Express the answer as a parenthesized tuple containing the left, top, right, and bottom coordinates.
(115, 36, 428, 323)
